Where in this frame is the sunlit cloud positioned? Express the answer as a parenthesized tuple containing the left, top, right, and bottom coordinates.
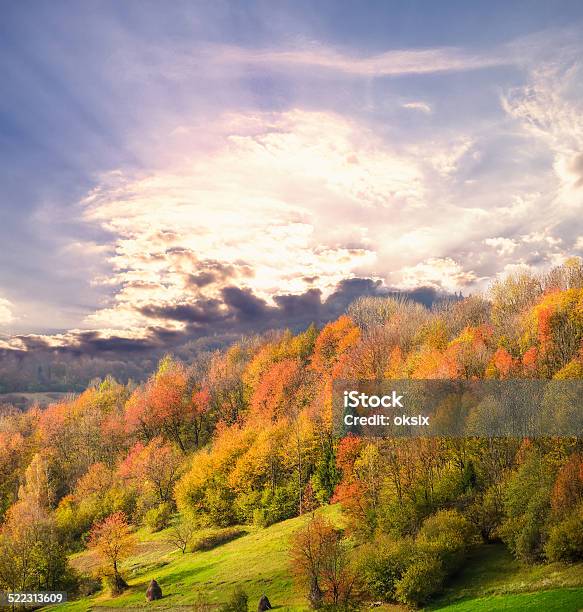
(402, 101, 432, 114)
(0, 298, 14, 326)
(397, 257, 478, 292)
(81, 110, 418, 331)
(2, 8, 583, 353)
(211, 44, 507, 77)
(502, 56, 583, 210)
(483, 237, 518, 256)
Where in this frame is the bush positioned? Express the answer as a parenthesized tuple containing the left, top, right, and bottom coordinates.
(468, 485, 504, 542)
(356, 536, 414, 601)
(204, 481, 238, 527)
(219, 585, 248, 612)
(395, 554, 446, 606)
(234, 490, 262, 523)
(191, 528, 246, 552)
(545, 511, 583, 562)
(377, 498, 419, 538)
(417, 509, 474, 572)
(500, 453, 554, 563)
(144, 502, 173, 532)
(253, 485, 297, 527)
(358, 510, 472, 606)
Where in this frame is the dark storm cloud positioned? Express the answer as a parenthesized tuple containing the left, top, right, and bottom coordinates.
(137, 277, 444, 338)
(0, 276, 452, 392)
(140, 299, 224, 324)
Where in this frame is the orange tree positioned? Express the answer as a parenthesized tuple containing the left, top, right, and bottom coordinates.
(88, 511, 136, 593)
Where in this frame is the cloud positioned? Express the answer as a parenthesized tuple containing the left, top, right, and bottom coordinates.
(483, 237, 518, 256)
(77, 110, 426, 336)
(2, 277, 446, 359)
(0, 299, 14, 326)
(397, 258, 478, 292)
(402, 101, 432, 114)
(502, 57, 583, 205)
(4, 28, 583, 354)
(52, 92, 583, 344)
(212, 44, 506, 77)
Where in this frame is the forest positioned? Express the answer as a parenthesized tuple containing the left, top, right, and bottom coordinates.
(0, 259, 583, 609)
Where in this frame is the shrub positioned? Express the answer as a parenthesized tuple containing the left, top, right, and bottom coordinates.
(417, 509, 474, 572)
(545, 510, 583, 563)
(377, 498, 419, 538)
(234, 490, 262, 524)
(356, 536, 414, 601)
(290, 514, 361, 609)
(395, 553, 446, 606)
(468, 485, 504, 542)
(358, 510, 472, 606)
(191, 528, 246, 552)
(500, 453, 554, 563)
(144, 502, 173, 532)
(204, 481, 238, 527)
(253, 485, 297, 527)
(219, 585, 248, 612)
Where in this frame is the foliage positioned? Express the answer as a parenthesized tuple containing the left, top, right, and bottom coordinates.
(1, 261, 583, 609)
(500, 451, 554, 563)
(144, 502, 173, 532)
(87, 511, 136, 593)
(290, 514, 359, 608)
(394, 553, 446, 606)
(545, 506, 583, 563)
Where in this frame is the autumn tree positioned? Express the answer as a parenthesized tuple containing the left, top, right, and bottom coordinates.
(118, 437, 183, 505)
(88, 511, 136, 593)
(0, 499, 74, 594)
(166, 518, 195, 554)
(125, 357, 201, 452)
(551, 454, 583, 519)
(290, 514, 358, 608)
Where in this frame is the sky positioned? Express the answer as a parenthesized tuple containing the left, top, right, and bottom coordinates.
(1, 0, 583, 356)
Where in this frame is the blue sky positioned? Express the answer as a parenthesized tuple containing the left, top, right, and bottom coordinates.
(1, 1, 583, 352)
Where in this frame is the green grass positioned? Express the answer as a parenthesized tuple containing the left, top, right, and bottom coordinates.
(428, 543, 583, 611)
(47, 514, 583, 611)
(430, 588, 583, 611)
(51, 505, 344, 612)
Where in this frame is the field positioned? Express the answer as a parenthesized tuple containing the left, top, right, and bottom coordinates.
(45, 506, 583, 612)
(53, 506, 344, 611)
(430, 544, 583, 611)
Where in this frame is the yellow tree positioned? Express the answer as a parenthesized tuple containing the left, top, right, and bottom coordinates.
(88, 512, 136, 593)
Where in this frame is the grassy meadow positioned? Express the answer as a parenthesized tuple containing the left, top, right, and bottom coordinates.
(45, 505, 583, 612)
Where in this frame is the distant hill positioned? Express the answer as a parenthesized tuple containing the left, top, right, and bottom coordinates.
(0, 391, 71, 410)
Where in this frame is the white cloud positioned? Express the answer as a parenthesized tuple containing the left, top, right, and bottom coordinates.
(75, 97, 583, 335)
(211, 44, 507, 77)
(502, 58, 583, 207)
(0, 298, 14, 326)
(81, 110, 422, 330)
(484, 237, 518, 256)
(402, 101, 432, 114)
(397, 258, 478, 292)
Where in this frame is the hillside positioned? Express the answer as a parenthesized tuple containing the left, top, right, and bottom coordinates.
(46, 507, 583, 612)
(51, 506, 343, 611)
(430, 544, 583, 611)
